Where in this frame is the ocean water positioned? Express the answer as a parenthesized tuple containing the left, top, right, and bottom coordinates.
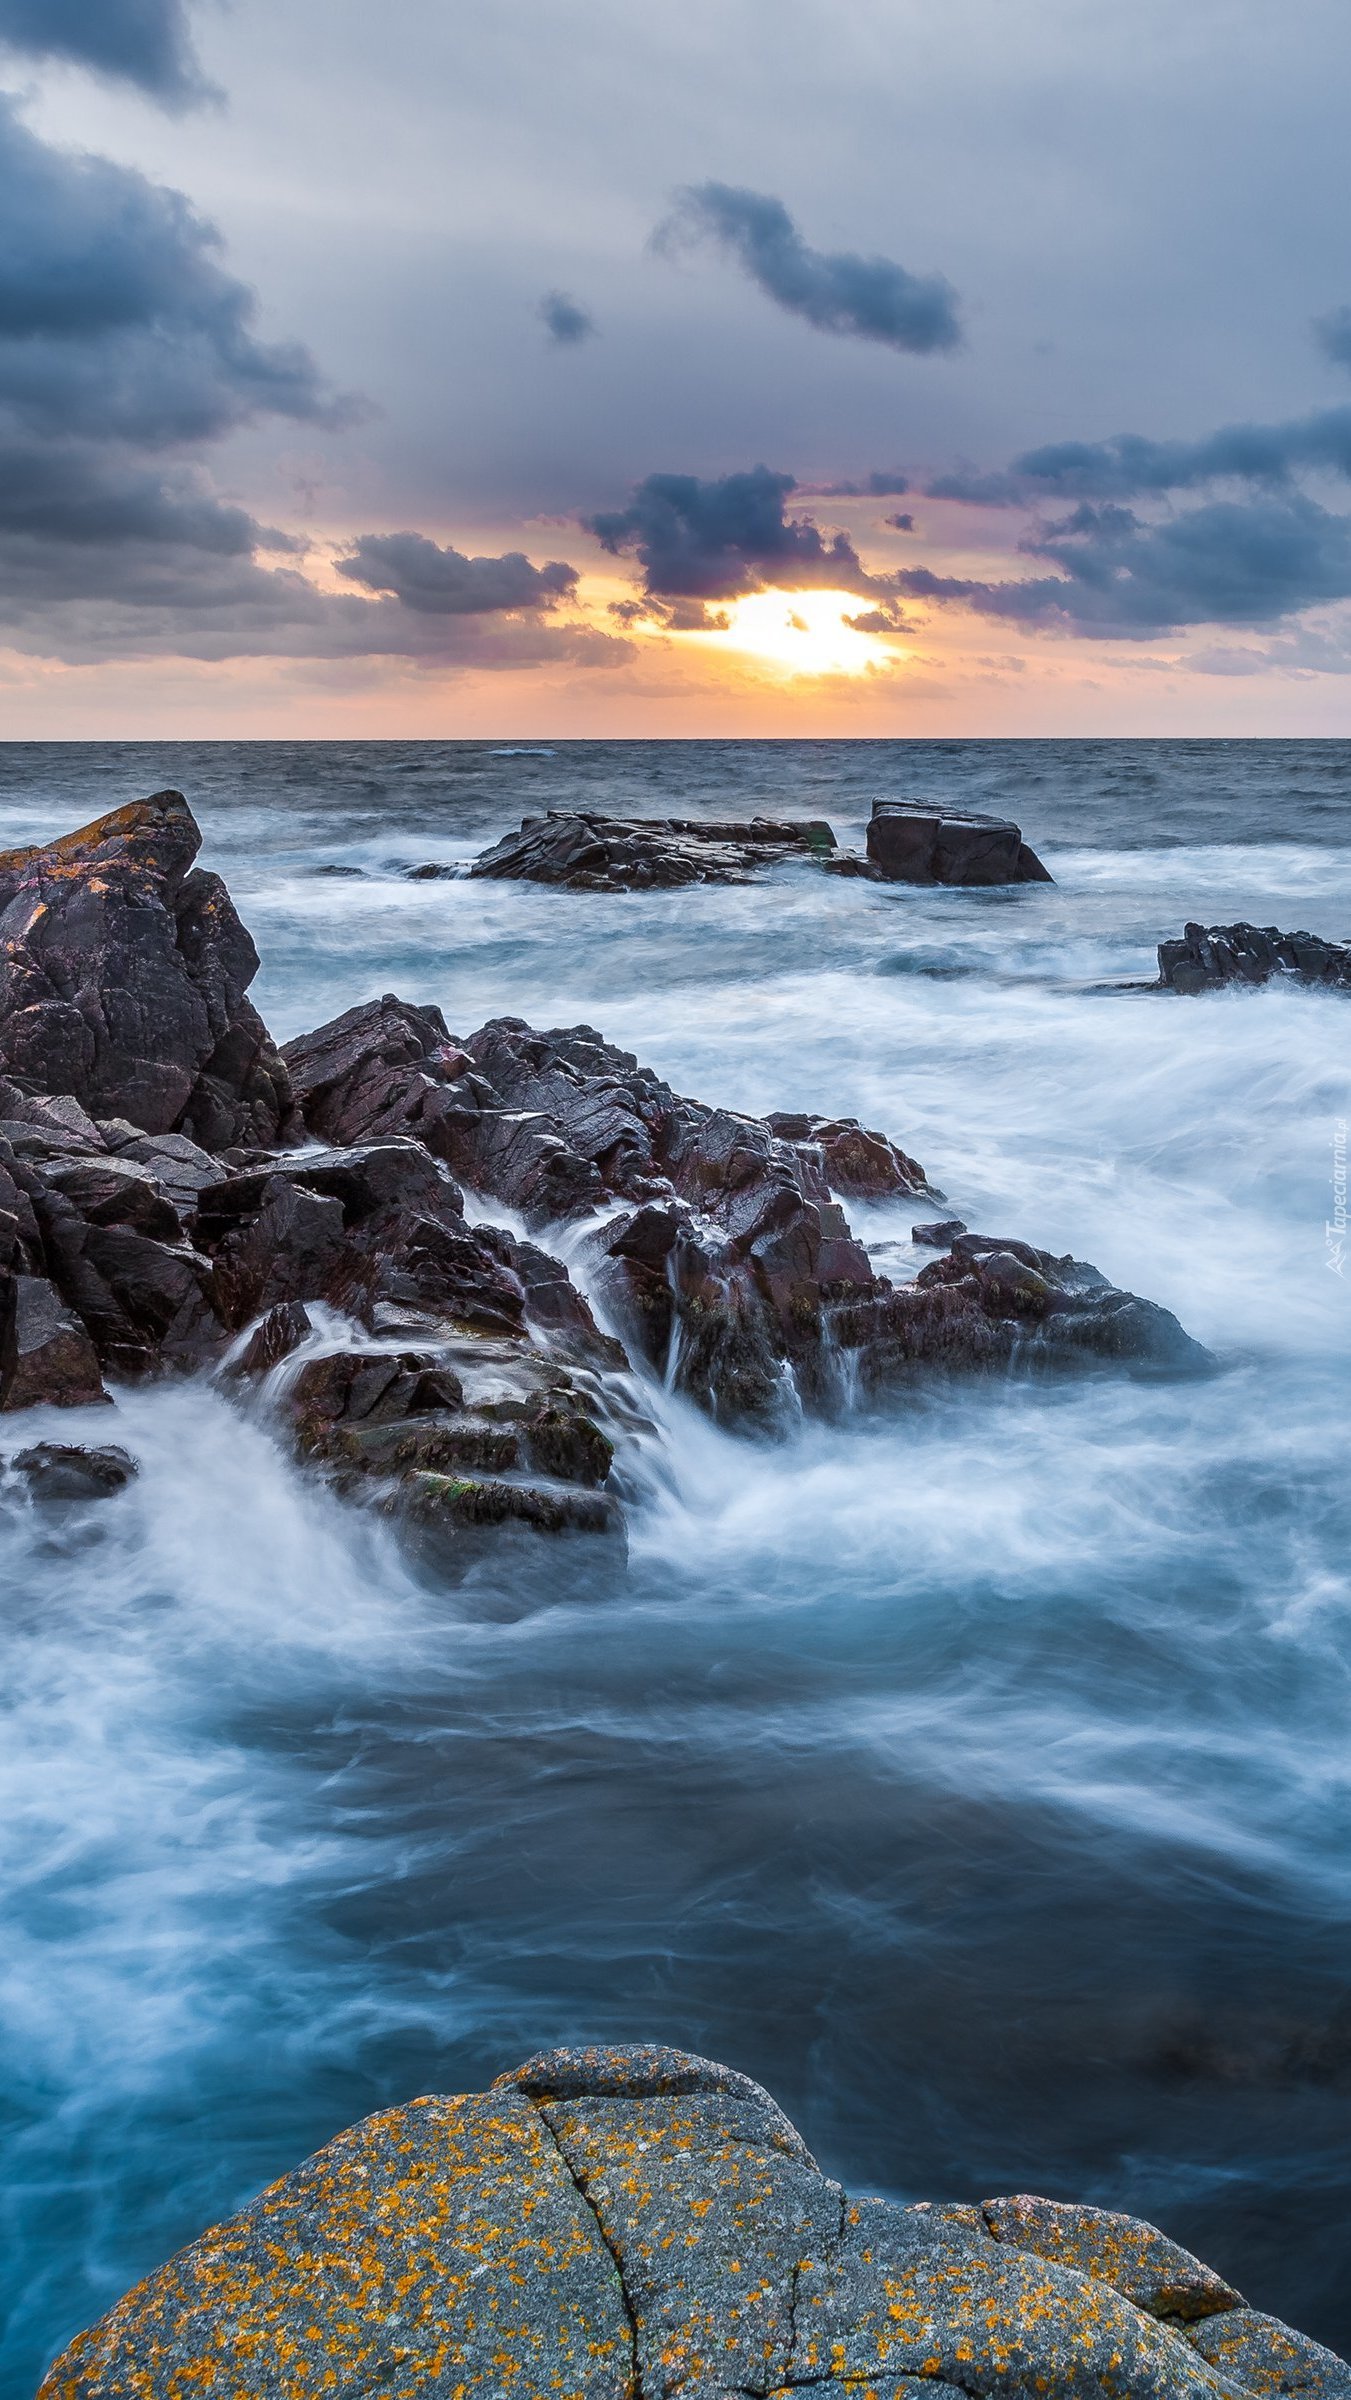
(1, 738, 1349, 2388)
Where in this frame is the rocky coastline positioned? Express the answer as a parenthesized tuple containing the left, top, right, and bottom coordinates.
(3, 792, 1208, 1541)
(38, 2043, 1351, 2398)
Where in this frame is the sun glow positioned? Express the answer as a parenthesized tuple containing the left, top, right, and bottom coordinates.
(684, 589, 898, 678)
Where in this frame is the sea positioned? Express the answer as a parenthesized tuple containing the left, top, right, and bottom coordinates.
(2, 738, 1349, 2387)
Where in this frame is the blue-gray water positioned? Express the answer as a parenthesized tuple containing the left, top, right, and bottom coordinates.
(2, 740, 1349, 2387)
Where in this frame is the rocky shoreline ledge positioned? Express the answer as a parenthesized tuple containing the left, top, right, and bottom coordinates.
(38, 2043, 1351, 2398)
(1, 792, 1210, 1540)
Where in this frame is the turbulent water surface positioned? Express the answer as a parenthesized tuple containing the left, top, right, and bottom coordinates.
(2, 738, 1349, 2385)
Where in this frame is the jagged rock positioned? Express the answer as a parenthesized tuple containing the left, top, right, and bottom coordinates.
(913, 1216, 969, 1246)
(866, 800, 1053, 886)
(40, 2043, 1347, 2400)
(281, 1005, 1214, 1427)
(281, 994, 473, 1160)
(468, 810, 838, 889)
(1, 1268, 108, 1410)
(1158, 922, 1351, 994)
(10, 1441, 136, 1500)
(0, 791, 297, 1149)
(283, 1337, 618, 1535)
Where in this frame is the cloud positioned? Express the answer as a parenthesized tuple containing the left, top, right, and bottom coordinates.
(894, 492, 1351, 637)
(538, 289, 596, 346)
(0, 99, 346, 447)
(334, 531, 578, 614)
(0, 0, 209, 105)
(654, 183, 961, 355)
(1315, 305, 1351, 372)
(927, 407, 1351, 506)
(585, 465, 894, 600)
(884, 511, 915, 531)
(803, 472, 910, 497)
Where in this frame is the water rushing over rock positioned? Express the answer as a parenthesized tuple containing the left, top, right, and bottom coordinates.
(3, 740, 1350, 2391)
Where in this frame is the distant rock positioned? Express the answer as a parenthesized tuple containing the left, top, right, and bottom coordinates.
(0, 792, 297, 1149)
(865, 799, 1053, 885)
(41, 2041, 1348, 2400)
(1158, 921, 1351, 993)
(10, 1440, 136, 1501)
(468, 809, 837, 888)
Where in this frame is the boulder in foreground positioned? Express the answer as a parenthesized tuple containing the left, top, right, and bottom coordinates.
(866, 799, 1053, 886)
(469, 810, 837, 888)
(40, 2042, 1349, 2400)
(1158, 922, 1351, 993)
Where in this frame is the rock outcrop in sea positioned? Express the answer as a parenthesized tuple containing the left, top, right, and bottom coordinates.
(38, 2042, 1351, 2400)
(1158, 921, 1351, 993)
(468, 810, 838, 887)
(863, 800, 1053, 886)
(3, 793, 1211, 1542)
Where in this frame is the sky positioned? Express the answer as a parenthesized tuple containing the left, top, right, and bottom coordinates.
(5, 0, 1351, 736)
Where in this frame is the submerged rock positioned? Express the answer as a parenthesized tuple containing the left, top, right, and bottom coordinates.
(0, 792, 297, 1149)
(469, 809, 837, 888)
(1158, 921, 1351, 993)
(10, 1440, 137, 1501)
(40, 2042, 1348, 2400)
(866, 799, 1053, 886)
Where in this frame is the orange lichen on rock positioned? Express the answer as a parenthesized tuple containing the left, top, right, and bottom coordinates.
(35, 2046, 1351, 2400)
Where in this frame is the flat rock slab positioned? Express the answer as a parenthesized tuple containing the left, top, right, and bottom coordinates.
(866, 802, 1053, 886)
(469, 812, 837, 889)
(40, 2044, 1348, 2400)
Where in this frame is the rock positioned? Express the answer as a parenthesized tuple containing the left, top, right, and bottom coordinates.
(468, 810, 838, 889)
(1, 1271, 107, 1410)
(1158, 922, 1351, 994)
(866, 800, 1053, 886)
(283, 1336, 618, 1535)
(0, 790, 297, 1149)
(10, 1440, 136, 1500)
(41, 2042, 1346, 2400)
(281, 1004, 1213, 1428)
(281, 994, 474, 1160)
(225, 1298, 312, 1379)
(913, 1216, 968, 1246)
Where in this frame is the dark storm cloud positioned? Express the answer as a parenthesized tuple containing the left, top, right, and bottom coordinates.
(585, 465, 890, 600)
(895, 492, 1351, 636)
(0, 97, 343, 444)
(0, 0, 208, 104)
(538, 290, 596, 346)
(927, 407, 1351, 505)
(335, 531, 579, 614)
(1314, 306, 1351, 372)
(654, 184, 961, 355)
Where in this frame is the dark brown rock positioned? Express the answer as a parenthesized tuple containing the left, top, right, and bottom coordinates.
(1158, 922, 1351, 994)
(1, 1271, 107, 1409)
(0, 791, 297, 1149)
(866, 799, 1053, 885)
(468, 810, 838, 889)
(10, 1440, 137, 1500)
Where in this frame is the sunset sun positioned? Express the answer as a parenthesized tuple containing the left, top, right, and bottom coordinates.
(686, 589, 897, 677)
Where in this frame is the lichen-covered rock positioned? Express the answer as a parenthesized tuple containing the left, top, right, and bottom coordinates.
(0, 793, 297, 1149)
(469, 811, 837, 889)
(1157, 922, 1351, 994)
(866, 801, 1053, 886)
(39, 2043, 1348, 2400)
